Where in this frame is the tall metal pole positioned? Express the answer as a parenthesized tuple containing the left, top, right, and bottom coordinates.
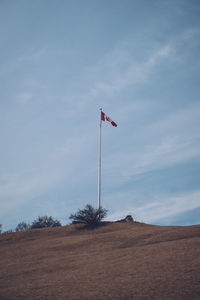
(98, 108, 102, 212)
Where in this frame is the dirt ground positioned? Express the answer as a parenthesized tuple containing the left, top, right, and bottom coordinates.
(0, 222, 200, 299)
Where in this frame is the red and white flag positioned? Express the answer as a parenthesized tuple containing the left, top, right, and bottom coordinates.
(101, 111, 117, 127)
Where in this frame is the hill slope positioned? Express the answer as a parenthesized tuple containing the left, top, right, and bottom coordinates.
(0, 222, 200, 299)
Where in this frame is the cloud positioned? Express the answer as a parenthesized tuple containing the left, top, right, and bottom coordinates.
(107, 190, 200, 224)
(0, 48, 46, 76)
(139, 190, 200, 223)
(141, 102, 200, 138)
(17, 92, 33, 104)
(0, 168, 61, 216)
(0, 132, 96, 218)
(102, 101, 200, 184)
(17, 48, 47, 63)
(147, 44, 173, 66)
(78, 25, 199, 106)
(87, 44, 174, 99)
(129, 136, 200, 177)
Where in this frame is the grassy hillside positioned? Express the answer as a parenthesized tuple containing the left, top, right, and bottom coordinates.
(0, 222, 200, 299)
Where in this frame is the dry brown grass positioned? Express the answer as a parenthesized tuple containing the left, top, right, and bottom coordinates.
(0, 222, 200, 299)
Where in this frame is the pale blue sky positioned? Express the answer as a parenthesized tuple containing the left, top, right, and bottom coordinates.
(0, 0, 200, 230)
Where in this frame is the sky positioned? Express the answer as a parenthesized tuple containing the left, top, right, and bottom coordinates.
(0, 0, 200, 231)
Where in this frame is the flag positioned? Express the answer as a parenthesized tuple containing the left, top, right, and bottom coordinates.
(101, 111, 117, 127)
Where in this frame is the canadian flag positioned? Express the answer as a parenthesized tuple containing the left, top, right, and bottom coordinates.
(101, 111, 117, 127)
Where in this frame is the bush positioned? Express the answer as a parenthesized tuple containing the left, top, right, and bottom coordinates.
(0, 224, 2, 234)
(69, 204, 108, 228)
(16, 222, 30, 232)
(31, 216, 61, 229)
(4, 229, 13, 234)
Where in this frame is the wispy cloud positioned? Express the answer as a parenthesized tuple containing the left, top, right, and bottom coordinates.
(0, 48, 46, 76)
(76, 25, 199, 109)
(102, 102, 200, 183)
(17, 92, 33, 104)
(0, 168, 61, 216)
(107, 189, 200, 224)
(146, 44, 173, 67)
(0, 133, 95, 218)
(87, 44, 173, 99)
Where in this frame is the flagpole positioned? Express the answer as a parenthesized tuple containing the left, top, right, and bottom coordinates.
(98, 108, 102, 212)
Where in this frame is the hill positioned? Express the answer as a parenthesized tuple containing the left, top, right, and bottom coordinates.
(0, 222, 200, 299)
